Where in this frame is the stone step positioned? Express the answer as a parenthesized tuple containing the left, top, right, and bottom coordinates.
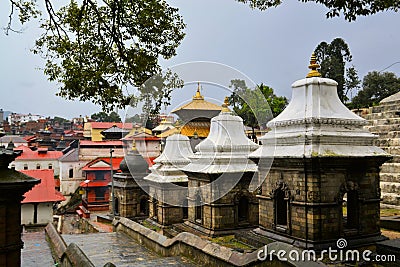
(387, 131, 400, 139)
(380, 163, 400, 174)
(385, 147, 400, 155)
(370, 103, 400, 113)
(380, 173, 400, 183)
(368, 118, 400, 127)
(381, 182, 400, 194)
(374, 139, 400, 147)
(382, 192, 400, 206)
(366, 111, 400, 120)
(367, 124, 400, 134)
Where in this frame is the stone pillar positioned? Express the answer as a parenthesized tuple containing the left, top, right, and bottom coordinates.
(250, 54, 391, 250)
(0, 144, 39, 266)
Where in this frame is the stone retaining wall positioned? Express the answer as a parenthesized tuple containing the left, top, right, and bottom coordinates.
(113, 217, 325, 267)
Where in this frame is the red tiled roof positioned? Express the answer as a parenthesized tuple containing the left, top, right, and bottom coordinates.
(123, 133, 160, 141)
(80, 140, 123, 146)
(20, 169, 65, 203)
(90, 122, 133, 129)
(146, 157, 156, 167)
(15, 148, 63, 160)
(14, 145, 31, 152)
(82, 157, 124, 171)
(79, 181, 110, 187)
(23, 135, 37, 141)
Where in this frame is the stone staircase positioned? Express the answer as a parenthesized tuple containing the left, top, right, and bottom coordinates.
(364, 96, 400, 206)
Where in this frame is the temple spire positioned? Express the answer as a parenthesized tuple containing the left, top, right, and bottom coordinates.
(193, 82, 204, 100)
(306, 53, 321, 78)
(221, 96, 231, 113)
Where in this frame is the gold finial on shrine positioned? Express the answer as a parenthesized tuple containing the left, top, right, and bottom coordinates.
(193, 82, 204, 100)
(174, 120, 182, 134)
(221, 96, 231, 113)
(306, 53, 321, 78)
(132, 139, 137, 151)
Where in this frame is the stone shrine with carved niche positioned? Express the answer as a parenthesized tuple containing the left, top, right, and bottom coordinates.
(249, 54, 391, 250)
(144, 133, 194, 226)
(111, 142, 149, 218)
(182, 98, 259, 236)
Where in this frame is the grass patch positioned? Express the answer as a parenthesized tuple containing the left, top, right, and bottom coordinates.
(141, 220, 161, 232)
(210, 235, 253, 251)
(342, 207, 400, 217)
(381, 208, 400, 217)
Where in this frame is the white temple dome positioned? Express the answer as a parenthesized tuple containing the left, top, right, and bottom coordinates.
(144, 133, 194, 183)
(183, 98, 259, 174)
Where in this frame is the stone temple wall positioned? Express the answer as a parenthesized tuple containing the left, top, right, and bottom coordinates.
(364, 94, 400, 206)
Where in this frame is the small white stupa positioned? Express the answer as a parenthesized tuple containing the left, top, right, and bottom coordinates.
(182, 97, 260, 236)
(183, 97, 259, 174)
(145, 133, 193, 183)
(144, 131, 194, 225)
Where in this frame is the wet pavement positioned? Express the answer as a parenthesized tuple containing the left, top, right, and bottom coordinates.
(21, 228, 55, 267)
(63, 232, 196, 267)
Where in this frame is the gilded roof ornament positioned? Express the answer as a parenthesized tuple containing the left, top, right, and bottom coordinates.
(306, 53, 322, 78)
(193, 82, 204, 100)
(132, 139, 137, 151)
(221, 96, 231, 113)
(175, 121, 182, 134)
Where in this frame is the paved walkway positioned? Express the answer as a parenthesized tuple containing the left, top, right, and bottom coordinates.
(21, 229, 55, 267)
(63, 232, 196, 267)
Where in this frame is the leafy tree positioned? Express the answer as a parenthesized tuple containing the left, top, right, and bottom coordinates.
(6, 0, 185, 111)
(235, 0, 399, 21)
(91, 111, 121, 122)
(350, 71, 400, 108)
(52, 116, 70, 124)
(229, 80, 288, 132)
(314, 38, 361, 103)
(125, 114, 142, 124)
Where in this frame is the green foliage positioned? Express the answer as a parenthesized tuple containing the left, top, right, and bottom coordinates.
(53, 116, 70, 124)
(91, 111, 121, 122)
(236, 0, 399, 21)
(13, 0, 185, 111)
(314, 38, 360, 103)
(125, 114, 142, 124)
(350, 71, 400, 108)
(228, 80, 288, 129)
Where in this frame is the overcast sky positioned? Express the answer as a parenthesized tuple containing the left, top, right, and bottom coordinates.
(0, 0, 399, 120)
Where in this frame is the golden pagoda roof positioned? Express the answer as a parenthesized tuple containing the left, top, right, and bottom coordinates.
(171, 83, 223, 113)
(180, 121, 210, 138)
(156, 127, 180, 138)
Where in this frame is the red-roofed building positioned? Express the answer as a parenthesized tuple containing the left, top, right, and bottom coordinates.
(80, 157, 123, 211)
(83, 122, 133, 141)
(20, 169, 65, 225)
(79, 140, 125, 161)
(123, 133, 160, 163)
(10, 146, 63, 176)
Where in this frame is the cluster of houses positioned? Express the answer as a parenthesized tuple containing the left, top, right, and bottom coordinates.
(1, 83, 227, 227)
